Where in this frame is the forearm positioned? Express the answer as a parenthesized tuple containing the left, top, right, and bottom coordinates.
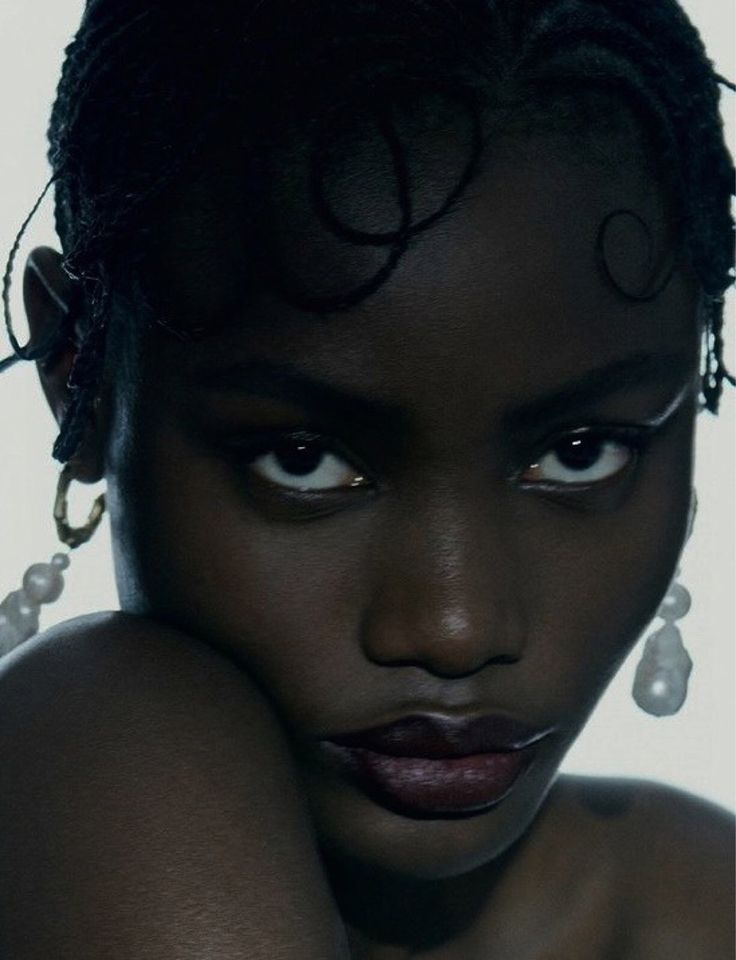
(0, 613, 349, 960)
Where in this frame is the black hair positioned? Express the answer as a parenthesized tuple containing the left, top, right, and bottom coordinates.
(2, 0, 734, 463)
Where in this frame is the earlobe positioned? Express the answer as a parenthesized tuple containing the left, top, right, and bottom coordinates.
(23, 246, 105, 483)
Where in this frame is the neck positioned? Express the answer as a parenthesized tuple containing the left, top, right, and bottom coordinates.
(319, 840, 524, 958)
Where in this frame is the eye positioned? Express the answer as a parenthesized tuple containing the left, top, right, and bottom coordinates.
(247, 433, 370, 492)
(520, 431, 638, 486)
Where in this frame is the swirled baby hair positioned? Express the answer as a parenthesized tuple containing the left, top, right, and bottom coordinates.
(2, 0, 734, 463)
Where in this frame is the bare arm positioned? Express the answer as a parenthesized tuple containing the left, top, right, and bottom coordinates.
(0, 613, 349, 960)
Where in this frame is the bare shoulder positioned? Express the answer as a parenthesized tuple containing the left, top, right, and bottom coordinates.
(0, 614, 348, 960)
(0, 610, 254, 713)
(552, 774, 735, 960)
(0, 611, 289, 782)
(0, 610, 302, 846)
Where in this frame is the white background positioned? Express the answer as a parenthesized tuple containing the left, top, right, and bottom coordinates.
(0, 1, 733, 811)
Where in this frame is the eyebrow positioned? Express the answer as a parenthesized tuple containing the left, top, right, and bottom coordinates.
(503, 351, 692, 432)
(195, 351, 692, 431)
(195, 359, 407, 430)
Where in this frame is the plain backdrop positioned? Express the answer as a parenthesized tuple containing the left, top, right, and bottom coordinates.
(0, 0, 734, 812)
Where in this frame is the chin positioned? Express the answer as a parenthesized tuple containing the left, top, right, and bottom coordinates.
(306, 756, 558, 880)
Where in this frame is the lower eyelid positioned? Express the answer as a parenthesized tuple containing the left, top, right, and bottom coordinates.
(524, 454, 637, 490)
(233, 440, 376, 501)
(515, 430, 651, 487)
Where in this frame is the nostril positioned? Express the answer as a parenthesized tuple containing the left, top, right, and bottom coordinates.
(363, 644, 522, 679)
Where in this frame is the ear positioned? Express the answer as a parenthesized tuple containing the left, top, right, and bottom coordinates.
(23, 246, 105, 483)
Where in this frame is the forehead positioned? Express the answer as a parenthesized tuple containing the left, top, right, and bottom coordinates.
(143, 127, 698, 401)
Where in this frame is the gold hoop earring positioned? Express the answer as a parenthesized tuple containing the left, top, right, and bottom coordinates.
(54, 464, 106, 548)
(0, 466, 106, 657)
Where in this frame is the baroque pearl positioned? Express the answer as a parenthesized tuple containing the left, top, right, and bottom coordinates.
(23, 563, 65, 605)
(0, 590, 40, 642)
(0, 552, 72, 659)
(658, 583, 691, 621)
(2, 588, 40, 622)
(632, 624, 693, 717)
(0, 610, 23, 656)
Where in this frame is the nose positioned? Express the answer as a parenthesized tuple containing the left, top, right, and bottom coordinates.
(360, 488, 527, 678)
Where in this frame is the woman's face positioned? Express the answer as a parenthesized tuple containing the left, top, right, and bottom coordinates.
(103, 125, 701, 879)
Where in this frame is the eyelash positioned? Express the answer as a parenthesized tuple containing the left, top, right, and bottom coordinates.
(228, 423, 656, 504)
(229, 430, 373, 496)
(515, 425, 654, 490)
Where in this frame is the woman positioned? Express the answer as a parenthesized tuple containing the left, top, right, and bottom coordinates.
(0, 0, 733, 956)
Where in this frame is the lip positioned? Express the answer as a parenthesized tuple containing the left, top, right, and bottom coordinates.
(318, 714, 553, 817)
(324, 713, 551, 758)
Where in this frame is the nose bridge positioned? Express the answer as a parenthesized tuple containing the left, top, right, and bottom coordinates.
(361, 485, 527, 677)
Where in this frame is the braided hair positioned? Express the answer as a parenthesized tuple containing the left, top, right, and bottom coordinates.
(2, 0, 734, 463)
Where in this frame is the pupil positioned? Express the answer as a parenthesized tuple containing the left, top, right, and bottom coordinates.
(275, 440, 324, 476)
(556, 436, 602, 471)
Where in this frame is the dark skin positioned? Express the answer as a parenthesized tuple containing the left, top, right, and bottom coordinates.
(2, 122, 734, 958)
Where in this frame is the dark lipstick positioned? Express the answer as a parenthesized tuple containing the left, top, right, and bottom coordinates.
(319, 714, 552, 817)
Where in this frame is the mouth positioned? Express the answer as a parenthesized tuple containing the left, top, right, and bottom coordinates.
(318, 713, 554, 818)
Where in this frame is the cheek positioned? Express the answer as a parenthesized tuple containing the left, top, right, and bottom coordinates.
(112, 391, 695, 735)
(113, 424, 373, 728)
(524, 412, 695, 718)
(107, 392, 696, 877)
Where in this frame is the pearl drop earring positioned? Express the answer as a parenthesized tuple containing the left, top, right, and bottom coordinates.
(0, 466, 105, 658)
(632, 492, 696, 717)
(632, 571, 693, 717)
